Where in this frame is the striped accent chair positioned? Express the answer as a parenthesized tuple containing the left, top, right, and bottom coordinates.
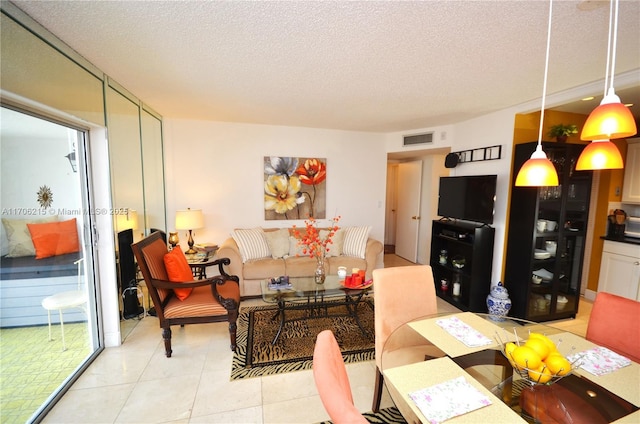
(131, 232, 241, 357)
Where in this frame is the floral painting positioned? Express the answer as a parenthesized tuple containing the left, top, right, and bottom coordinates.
(264, 156, 326, 220)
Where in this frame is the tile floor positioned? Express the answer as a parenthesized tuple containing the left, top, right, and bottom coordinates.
(41, 255, 592, 423)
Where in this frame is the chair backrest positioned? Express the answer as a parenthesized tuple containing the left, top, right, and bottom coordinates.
(131, 232, 172, 315)
(373, 265, 438, 368)
(586, 292, 640, 363)
(312, 330, 367, 424)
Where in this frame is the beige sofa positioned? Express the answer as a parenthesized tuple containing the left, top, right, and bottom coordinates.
(217, 227, 383, 297)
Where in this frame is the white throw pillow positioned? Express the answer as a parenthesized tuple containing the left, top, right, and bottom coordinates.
(342, 226, 371, 259)
(232, 228, 271, 262)
(321, 228, 344, 257)
(263, 228, 290, 259)
(2, 216, 59, 257)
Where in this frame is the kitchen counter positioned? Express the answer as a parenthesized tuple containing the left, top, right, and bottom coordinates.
(601, 235, 640, 246)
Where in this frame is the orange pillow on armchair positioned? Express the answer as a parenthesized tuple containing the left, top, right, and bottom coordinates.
(163, 248, 194, 301)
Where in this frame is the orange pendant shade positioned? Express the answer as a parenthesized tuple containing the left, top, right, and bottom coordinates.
(515, 146, 559, 187)
(575, 140, 624, 170)
(581, 101, 637, 141)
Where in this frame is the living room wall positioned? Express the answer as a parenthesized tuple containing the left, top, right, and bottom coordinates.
(163, 118, 387, 268)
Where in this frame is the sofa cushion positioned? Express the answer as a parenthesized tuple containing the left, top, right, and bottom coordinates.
(321, 228, 344, 257)
(27, 218, 80, 259)
(343, 226, 371, 259)
(263, 228, 290, 259)
(289, 236, 306, 257)
(232, 228, 271, 262)
(2, 215, 58, 257)
(243, 257, 286, 280)
(284, 256, 318, 277)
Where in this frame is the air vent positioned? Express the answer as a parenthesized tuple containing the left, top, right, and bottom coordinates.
(403, 132, 433, 146)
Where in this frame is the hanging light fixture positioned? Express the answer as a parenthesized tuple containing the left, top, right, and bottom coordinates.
(579, 0, 637, 144)
(575, 139, 624, 170)
(515, 0, 559, 187)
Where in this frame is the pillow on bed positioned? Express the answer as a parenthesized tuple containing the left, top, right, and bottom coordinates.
(163, 248, 194, 301)
(2, 215, 58, 257)
(27, 218, 79, 259)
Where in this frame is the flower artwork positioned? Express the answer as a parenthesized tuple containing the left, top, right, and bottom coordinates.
(264, 156, 327, 220)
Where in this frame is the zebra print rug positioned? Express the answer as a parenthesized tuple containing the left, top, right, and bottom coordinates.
(230, 300, 374, 380)
(318, 407, 408, 424)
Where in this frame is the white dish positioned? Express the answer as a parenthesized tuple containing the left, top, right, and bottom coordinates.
(557, 295, 568, 303)
(534, 249, 551, 259)
(533, 268, 553, 281)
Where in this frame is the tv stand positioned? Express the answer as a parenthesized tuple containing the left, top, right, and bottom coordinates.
(430, 220, 495, 312)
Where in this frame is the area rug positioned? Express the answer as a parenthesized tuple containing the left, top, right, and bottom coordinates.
(318, 407, 407, 424)
(230, 300, 374, 380)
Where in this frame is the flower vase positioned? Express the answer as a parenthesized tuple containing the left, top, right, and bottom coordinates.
(314, 255, 326, 284)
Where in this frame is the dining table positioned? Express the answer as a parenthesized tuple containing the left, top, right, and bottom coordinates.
(381, 311, 639, 423)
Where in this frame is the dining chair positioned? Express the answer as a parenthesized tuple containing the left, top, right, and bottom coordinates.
(312, 330, 368, 424)
(371, 265, 441, 412)
(131, 231, 241, 357)
(586, 291, 640, 363)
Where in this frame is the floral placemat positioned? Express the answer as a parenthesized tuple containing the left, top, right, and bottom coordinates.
(568, 346, 632, 376)
(408, 376, 492, 424)
(435, 316, 493, 348)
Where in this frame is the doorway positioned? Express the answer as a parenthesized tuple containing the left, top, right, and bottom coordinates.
(386, 149, 450, 265)
(0, 106, 102, 423)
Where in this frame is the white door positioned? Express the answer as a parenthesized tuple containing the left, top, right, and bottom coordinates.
(395, 160, 422, 262)
(384, 164, 398, 246)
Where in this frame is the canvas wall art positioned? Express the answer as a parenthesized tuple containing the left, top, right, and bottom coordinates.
(264, 156, 326, 220)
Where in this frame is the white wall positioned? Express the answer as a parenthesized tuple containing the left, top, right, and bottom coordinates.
(385, 113, 518, 285)
(163, 119, 388, 268)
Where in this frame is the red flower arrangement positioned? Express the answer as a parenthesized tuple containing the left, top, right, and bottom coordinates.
(292, 216, 341, 259)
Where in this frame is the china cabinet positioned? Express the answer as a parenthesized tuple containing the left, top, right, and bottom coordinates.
(430, 219, 495, 312)
(504, 142, 592, 321)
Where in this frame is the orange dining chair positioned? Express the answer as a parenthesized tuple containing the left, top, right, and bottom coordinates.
(313, 330, 368, 424)
(371, 265, 442, 412)
(586, 292, 640, 363)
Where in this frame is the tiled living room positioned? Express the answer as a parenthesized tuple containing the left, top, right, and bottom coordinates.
(1, 1, 639, 423)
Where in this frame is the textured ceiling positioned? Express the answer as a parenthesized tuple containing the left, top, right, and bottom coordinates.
(8, 0, 640, 133)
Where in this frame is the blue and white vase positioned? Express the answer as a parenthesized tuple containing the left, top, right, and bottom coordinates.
(486, 282, 511, 321)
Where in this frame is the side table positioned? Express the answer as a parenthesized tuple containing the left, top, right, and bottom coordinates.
(186, 248, 219, 279)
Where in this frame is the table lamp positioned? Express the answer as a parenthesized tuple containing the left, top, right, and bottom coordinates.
(175, 208, 204, 254)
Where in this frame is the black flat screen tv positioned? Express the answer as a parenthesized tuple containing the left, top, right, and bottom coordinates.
(437, 175, 497, 224)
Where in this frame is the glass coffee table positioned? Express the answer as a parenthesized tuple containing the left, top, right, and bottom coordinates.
(260, 275, 372, 345)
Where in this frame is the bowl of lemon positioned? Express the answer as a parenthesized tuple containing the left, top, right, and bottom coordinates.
(502, 332, 578, 385)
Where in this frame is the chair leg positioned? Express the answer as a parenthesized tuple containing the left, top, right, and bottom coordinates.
(372, 366, 384, 412)
(228, 308, 238, 351)
(162, 327, 172, 357)
(59, 309, 67, 351)
(47, 310, 53, 341)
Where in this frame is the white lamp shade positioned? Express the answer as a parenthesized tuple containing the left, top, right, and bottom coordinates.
(175, 209, 204, 230)
(116, 209, 138, 231)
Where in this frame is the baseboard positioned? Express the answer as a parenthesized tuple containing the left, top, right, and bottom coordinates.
(584, 289, 597, 302)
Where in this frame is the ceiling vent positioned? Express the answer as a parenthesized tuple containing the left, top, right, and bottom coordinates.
(403, 132, 433, 146)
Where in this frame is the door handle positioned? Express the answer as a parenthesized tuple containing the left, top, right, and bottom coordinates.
(412, 216, 420, 220)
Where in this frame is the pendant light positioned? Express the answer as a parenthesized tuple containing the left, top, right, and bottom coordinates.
(580, 0, 637, 143)
(575, 139, 624, 170)
(515, 0, 559, 187)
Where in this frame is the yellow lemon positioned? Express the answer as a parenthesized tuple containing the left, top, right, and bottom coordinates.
(525, 338, 551, 360)
(528, 364, 553, 384)
(528, 332, 556, 352)
(504, 342, 518, 367)
(545, 355, 571, 376)
(511, 345, 541, 370)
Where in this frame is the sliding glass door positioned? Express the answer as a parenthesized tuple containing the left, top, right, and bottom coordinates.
(0, 106, 101, 423)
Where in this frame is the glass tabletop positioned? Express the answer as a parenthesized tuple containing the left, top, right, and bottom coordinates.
(260, 275, 369, 303)
(381, 312, 639, 423)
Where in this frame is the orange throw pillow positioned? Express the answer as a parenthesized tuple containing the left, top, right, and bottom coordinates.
(27, 218, 80, 259)
(163, 248, 194, 301)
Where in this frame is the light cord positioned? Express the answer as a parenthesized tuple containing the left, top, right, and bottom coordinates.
(537, 0, 553, 147)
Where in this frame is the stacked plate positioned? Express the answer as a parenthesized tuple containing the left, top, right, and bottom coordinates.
(534, 249, 551, 260)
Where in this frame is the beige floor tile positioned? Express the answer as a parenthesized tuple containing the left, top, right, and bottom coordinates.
(262, 395, 328, 424)
(261, 369, 318, 404)
(42, 383, 135, 423)
(191, 369, 262, 417)
(189, 405, 263, 423)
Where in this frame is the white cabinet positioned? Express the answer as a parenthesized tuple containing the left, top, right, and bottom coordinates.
(598, 241, 640, 301)
(622, 138, 640, 204)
